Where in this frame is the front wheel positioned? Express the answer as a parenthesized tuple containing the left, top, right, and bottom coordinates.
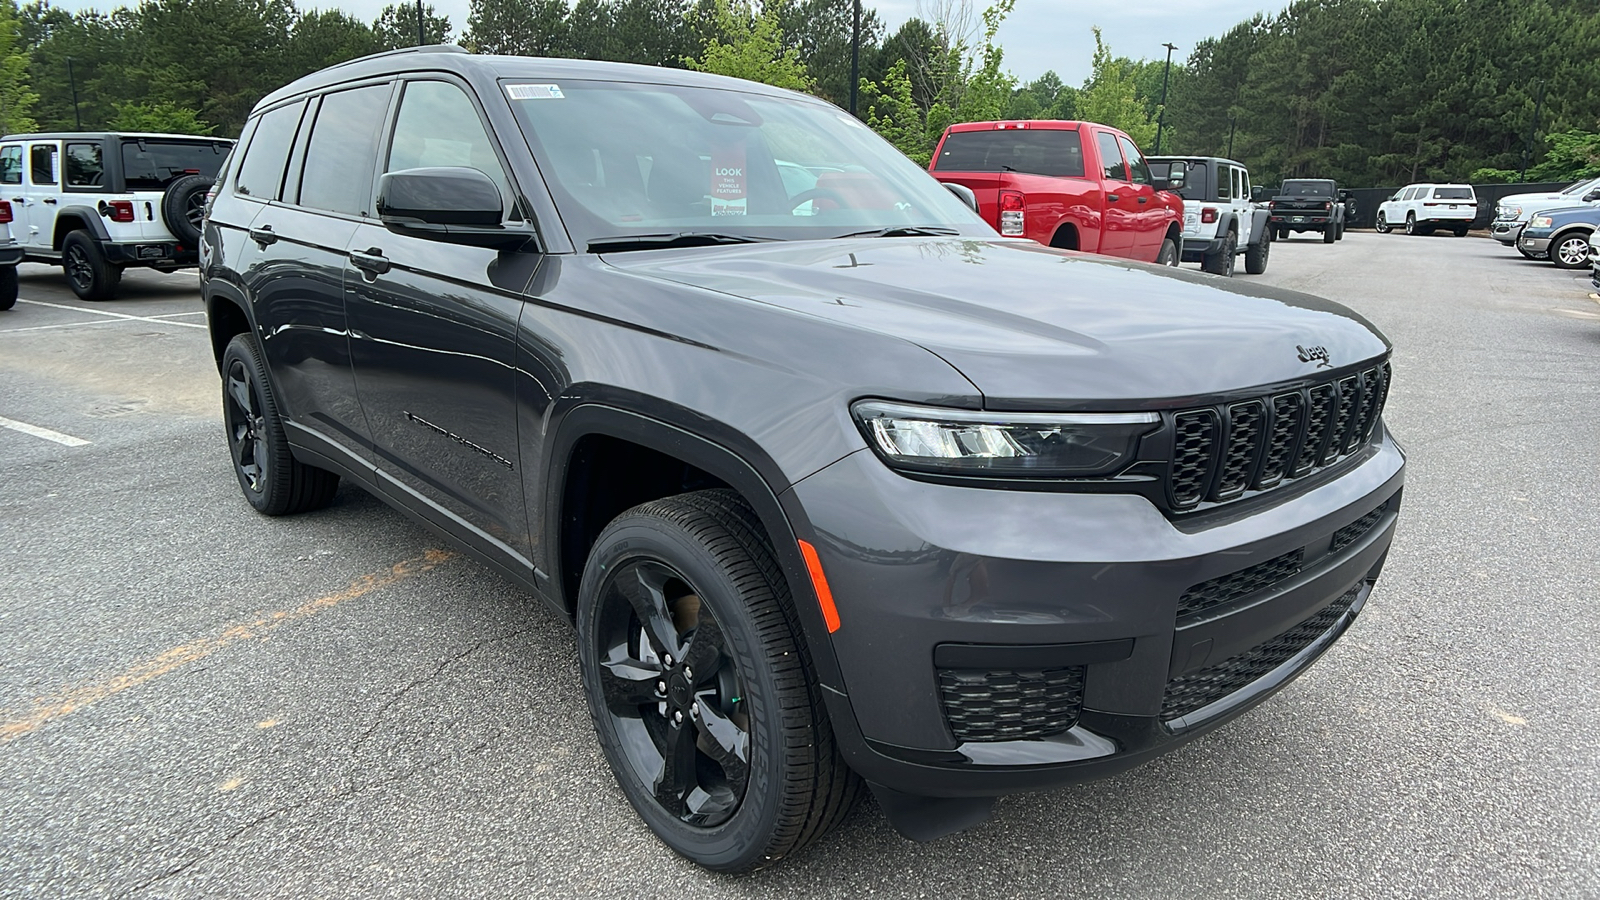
(1156, 237, 1179, 267)
(1375, 212, 1391, 233)
(1550, 233, 1593, 269)
(62, 230, 121, 301)
(0, 266, 16, 311)
(1404, 213, 1418, 236)
(1245, 230, 1271, 275)
(1202, 229, 1236, 275)
(220, 333, 340, 515)
(576, 490, 861, 871)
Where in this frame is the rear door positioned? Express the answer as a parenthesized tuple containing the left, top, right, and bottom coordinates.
(1114, 134, 1164, 261)
(344, 75, 537, 566)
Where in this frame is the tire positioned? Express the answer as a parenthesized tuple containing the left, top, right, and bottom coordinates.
(1322, 225, 1336, 244)
(1375, 212, 1391, 233)
(62, 230, 121, 301)
(220, 333, 340, 515)
(576, 489, 862, 872)
(1418, 224, 1436, 236)
(1452, 224, 1470, 237)
(0, 266, 16, 311)
(161, 174, 213, 247)
(1155, 237, 1179, 267)
(1202, 229, 1236, 275)
(1335, 222, 1345, 240)
(1404, 213, 1417, 236)
(1550, 232, 1593, 269)
(1245, 229, 1270, 275)
(1277, 226, 1289, 240)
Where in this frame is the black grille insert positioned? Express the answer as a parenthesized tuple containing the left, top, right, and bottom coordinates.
(938, 666, 1086, 742)
(1161, 584, 1362, 720)
(1177, 549, 1305, 620)
(1165, 363, 1390, 512)
(1331, 501, 1388, 555)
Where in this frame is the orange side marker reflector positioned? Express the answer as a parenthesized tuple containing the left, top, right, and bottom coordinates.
(797, 540, 841, 633)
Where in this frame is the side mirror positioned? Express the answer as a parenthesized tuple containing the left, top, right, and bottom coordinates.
(1251, 186, 1270, 203)
(377, 167, 529, 249)
(943, 181, 979, 214)
(1166, 164, 1186, 190)
(1582, 189, 1600, 203)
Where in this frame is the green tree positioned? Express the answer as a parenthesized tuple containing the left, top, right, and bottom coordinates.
(683, 0, 812, 92)
(108, 99, 214, 133)
(464, 0, 568, 55)
(0, 0, 39, 134)
(373, 1, 452, 48)
(1077, 27, 1155, 145)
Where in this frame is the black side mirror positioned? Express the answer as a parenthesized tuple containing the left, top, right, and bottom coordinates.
(1251, 186, 1270, 203)
(1165, 163, 1187, 190)
(377, 167, 530, 249)
(943, 181, 979, 214)
(1582, 189, 1600, 203)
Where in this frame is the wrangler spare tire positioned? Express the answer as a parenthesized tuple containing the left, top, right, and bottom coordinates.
(161, 174, 213, 247)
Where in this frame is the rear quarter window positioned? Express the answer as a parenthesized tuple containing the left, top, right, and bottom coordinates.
(933, 129, 1086, 178)
(235, 101, 306, 201)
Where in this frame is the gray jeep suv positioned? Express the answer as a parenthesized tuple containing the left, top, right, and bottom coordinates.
(201, 46, 1405, 871)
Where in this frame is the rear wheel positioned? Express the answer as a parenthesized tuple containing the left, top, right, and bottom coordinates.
(1245, 229, 1271, 275)
(62, 230, 121, 301)
(1322, 224, 1336, 244)
(1202, 229, 1236, 275)
(221, 333, 340, 515)
(1375, 212, 1391, 233)
(576, 489, 861, 871)
(1550, 232, 1593, 269)
(1452, 224, 1470, 237)
(0, 266, 16, 311)
(1156, 237, 1179, 267)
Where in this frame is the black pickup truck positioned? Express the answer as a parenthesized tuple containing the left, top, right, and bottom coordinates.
(1268, 178, 1345, 243)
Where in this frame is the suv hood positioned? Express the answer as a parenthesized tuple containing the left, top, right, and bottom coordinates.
(602, 238, 1389, 410)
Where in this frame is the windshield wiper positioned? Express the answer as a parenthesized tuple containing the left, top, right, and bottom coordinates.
(586, 232, 780, 253)
(833, 225, 962, 239)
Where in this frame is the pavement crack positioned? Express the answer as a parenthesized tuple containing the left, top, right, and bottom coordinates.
(350, 628, 532, 752)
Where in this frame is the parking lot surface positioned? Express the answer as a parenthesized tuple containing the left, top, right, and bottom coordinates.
(2, 235, 1598, 898)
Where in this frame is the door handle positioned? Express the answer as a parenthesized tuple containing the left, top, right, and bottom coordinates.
(9, 197, 22, 204)
(1107, 193, 1120, 202)
(1137, 196, 1149, 204)
(248, 224, 277, 247)
(42, 197, 56, 205)
(350, 248, 391, 275)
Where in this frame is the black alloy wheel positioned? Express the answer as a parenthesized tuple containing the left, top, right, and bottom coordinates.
(219, 333, 339, 515)
(576, 490, 861, 871)
(225, 356, 270, 496)
(61, 230, 120, 301)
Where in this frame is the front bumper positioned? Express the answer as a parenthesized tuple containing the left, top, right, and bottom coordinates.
(791, 431, 1404, 798)
(1491, 221, 1524, 245)
(1518, 234, 1552, 255)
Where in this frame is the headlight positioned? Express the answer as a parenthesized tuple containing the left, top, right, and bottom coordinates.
(1499, 205, 1521, 218)
(851, 400, 1159, 478)
(1529, 214, 1553, 229)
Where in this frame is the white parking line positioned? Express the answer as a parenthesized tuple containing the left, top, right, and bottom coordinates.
(0, 415, 91, 447)
(15, 298, 207, 329)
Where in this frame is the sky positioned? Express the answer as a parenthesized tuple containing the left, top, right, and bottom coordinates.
(48, 0, 1289, 87)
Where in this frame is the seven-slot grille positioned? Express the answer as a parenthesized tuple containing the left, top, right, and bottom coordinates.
(1165, 363, 1390, 512)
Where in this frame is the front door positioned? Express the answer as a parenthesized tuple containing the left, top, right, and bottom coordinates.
(1114, 134, 1164, 262)
(345, 76, 538, 565)
(1094, 130, 1137, 257)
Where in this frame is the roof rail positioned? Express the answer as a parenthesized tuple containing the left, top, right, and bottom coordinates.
(326, 44, 468, 71)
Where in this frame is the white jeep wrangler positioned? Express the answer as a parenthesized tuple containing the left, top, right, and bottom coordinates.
(1147, 155, 1272, 276)
(0, 132, 233, 301)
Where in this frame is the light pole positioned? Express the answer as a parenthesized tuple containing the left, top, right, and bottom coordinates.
(67, 57, 82, 130)
(849, 0, 861, 116)
(415, 0, 425, 45)
(1154, 42, 1176, 155)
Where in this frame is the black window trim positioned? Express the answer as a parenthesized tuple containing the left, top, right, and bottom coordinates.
(0, 143, 21, 186)
(28, 141, 60, 187)
(231, 97, 307, 204)
(283, 78, 397, 223)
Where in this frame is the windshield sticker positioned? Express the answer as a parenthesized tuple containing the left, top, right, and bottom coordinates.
(710, 144, 747, 217)
(505, 83, 564, 100)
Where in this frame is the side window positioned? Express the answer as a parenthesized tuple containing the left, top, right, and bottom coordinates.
(1116, 135, 1151, 185)
(1095, 132, 1126, 182)
(1238, 169, 1250, 200)
(0, 145, 20, 185)
(236, 101, 305, 201)
(30, 145, 58, 185)
(1233, 168, 1246, 201)
(297, 83, 392, 216)
(65, 143, 103, 187)
(1400, 187, 1416, 201)
(1217, 166, 1233, 200)
(386, 80, 514, 219)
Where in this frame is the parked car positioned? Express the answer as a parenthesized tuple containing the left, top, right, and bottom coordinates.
(0, 131, 234, 300)
(1516, 204, 1600, 269)
(0, 197, 18, 311)
(928, 120, 1184, 265)
(203, 47, 1404, 871)
(1590, 229, 1599, 293)
(1268, 178, 1344, 242)
(1147, 155, 1271, 276)
(1374, 183, 1477, 236)
(1491, 175, 1600, 252)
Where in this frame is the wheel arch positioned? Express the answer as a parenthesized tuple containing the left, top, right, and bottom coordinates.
(543, 399, 847, 691)
(53, 207, 109, 248)
(1048, 221, 1080, 251)
(203, 284, 256, 373)
(1249, 207, 1272, 244)
(1549, 225, 1597, 264)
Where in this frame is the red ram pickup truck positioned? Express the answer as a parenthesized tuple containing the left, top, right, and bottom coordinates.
(929, 120, 1183, 265)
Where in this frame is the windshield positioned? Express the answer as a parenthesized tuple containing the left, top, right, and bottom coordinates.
(504, 79, 990, 247)
(1562, 176, 1600, 195)
(120, 139, 231, 190)
(1281, 180, 1332, 197)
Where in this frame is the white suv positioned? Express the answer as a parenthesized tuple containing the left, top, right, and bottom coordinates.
(0, 132, 233, 301)
(1490, 176, 1600, 257)
(1146, 155, 1272, 276)
(1375, 183, 1477, 236)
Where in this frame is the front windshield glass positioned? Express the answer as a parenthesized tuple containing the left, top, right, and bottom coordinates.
(504, 79, 991, 247)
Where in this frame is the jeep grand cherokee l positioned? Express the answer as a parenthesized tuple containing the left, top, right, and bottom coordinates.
(201, 47, 1405, 872)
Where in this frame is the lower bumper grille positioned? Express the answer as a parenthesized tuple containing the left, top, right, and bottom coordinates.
(939, 666, 1085, 742)
(1160, 584, 1362, 720)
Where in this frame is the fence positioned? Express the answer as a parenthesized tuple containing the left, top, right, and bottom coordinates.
(1339, 182, 1572, 230)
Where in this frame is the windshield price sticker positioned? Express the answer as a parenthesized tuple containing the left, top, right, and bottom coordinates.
(710, 144, 747, 217)
(505, 83, 564, 100)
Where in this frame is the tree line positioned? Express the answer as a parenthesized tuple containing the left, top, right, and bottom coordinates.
(3, 0, 1596, 187)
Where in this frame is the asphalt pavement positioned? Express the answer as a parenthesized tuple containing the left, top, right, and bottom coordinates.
(1, 234, 1597, 899)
